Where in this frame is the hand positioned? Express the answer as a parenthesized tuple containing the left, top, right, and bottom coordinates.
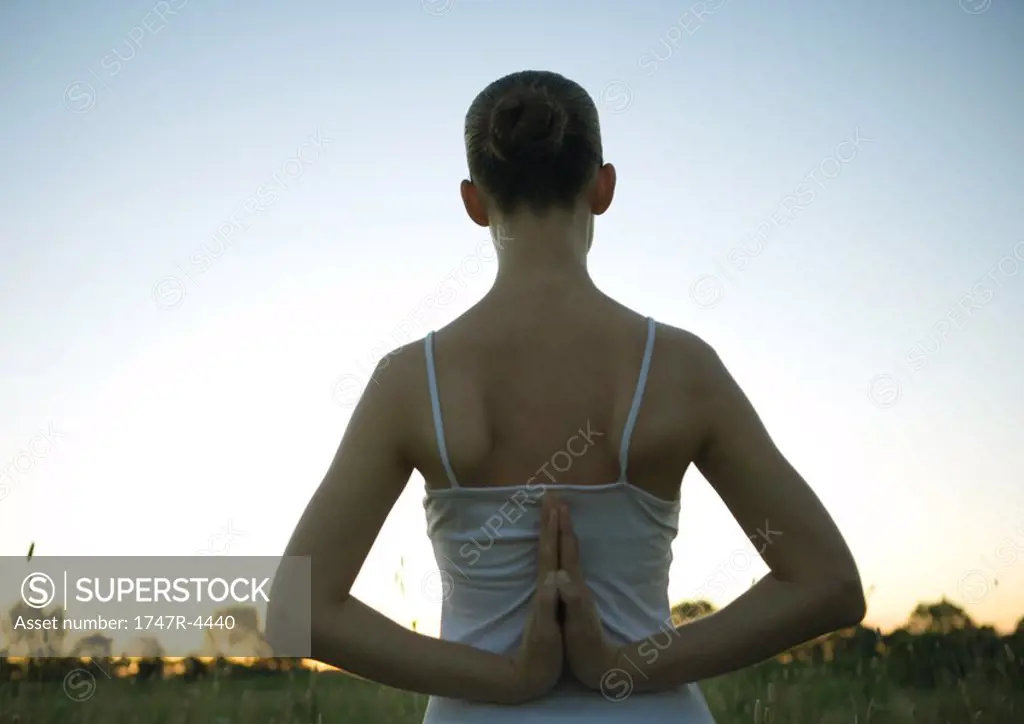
(555, 502, 622, 692)
(506, 495, 564, 703)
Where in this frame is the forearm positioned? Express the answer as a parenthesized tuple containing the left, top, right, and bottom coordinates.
(618, 574, 865, 693)
(270, 595, 518, 704)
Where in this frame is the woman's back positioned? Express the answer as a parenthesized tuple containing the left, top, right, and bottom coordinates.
(415, 297, 716, 722)
(267, 69, 863, 724)
(411, 291, 704, 501)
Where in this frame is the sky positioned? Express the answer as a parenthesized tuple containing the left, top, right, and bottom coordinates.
(0, 0, 1022, 643)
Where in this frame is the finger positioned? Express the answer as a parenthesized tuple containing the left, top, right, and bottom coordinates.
(535, 571, 560, 622)
(536, 500, 559, 586)
(558, 504, 584, 580)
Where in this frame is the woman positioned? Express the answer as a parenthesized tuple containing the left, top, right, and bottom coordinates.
(266, 70, 866, 722)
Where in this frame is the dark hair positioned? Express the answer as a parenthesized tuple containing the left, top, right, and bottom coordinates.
(464, 70, 603, 215)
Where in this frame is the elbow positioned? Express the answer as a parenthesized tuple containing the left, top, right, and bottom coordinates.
(825, 573, 867, 630)
(265, 590, 333, 659)
(278, 592, 351, 657)
(263, 596, 295, 657)
(264, 557, 325, 657)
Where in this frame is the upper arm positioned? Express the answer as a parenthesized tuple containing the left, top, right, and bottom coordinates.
(281, 350, 417, 604)
(690, 339, 861, 585)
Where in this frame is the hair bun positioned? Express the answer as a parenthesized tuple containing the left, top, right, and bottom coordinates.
(487, 87, 568, 162)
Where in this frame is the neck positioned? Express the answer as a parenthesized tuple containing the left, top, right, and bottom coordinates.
(489, 213, 595, 293)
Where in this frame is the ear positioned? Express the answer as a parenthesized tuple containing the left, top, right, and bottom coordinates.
(460, 180, 489, 227)
(588, 163, 616, 216)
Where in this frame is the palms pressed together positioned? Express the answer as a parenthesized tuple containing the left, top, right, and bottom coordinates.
(512, 494, 621, 699)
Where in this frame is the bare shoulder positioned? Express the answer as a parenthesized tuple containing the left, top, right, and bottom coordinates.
(652, 322, 727, 390)
(352, 338, 431, 446)
(365, 338, 429, 400)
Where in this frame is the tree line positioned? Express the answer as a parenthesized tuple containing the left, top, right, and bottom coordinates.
(1, 597, 1021, 691)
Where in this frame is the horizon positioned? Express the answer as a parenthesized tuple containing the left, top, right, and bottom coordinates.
(1, 0, 1023, 643)
(4, 590, 1019, 665)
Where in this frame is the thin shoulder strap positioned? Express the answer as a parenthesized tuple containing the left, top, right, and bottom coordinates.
(619, 317, 657, 482)
(424, 332, 460, 488)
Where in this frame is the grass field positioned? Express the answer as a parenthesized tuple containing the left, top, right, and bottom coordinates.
(2, 662, 1021, 723)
